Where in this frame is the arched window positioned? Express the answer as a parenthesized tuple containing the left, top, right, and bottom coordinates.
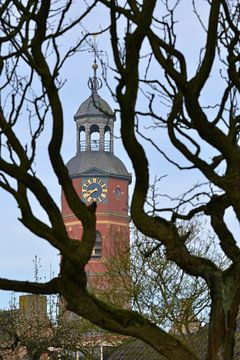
(92, 231, 102, 258)
(79, 126, 86, 151)
(104, 126, 111, 152)
(90, 124, 100, 151)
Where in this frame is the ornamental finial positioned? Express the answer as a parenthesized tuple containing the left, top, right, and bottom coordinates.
(88, 35, 103, 93)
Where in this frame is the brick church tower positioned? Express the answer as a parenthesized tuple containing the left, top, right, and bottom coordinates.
(61, 60, 131, 290)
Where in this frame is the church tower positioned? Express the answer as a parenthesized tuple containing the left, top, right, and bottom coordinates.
(61, 59, 131, 288)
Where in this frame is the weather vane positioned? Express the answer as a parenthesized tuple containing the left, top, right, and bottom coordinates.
(88, 34, 103, 92)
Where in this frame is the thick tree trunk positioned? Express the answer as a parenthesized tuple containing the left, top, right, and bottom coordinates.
(207, 295, 239, 360)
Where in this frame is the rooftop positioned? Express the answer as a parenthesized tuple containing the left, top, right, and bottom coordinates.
(67, 151, 131, 181)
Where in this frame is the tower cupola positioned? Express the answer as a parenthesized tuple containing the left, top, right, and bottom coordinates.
(74, 60, 115, 153)
(67, 58, 131, 183)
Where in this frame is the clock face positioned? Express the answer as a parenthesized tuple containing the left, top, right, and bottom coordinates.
(82, 178, 108, 203)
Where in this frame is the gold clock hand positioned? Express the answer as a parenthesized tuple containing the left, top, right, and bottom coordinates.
(86, 188, 98, 197)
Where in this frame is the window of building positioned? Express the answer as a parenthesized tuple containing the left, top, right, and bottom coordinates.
(79, 126, 86, 151)
(90, 124, 100, 151)
(114, 186, 121, 200)
(91, 231, 102, 258)
(104, 125, 111, 152)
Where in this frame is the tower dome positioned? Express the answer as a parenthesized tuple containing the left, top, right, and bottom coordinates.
(67, 151, 130, 180)
(74, 92, 114, 119)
